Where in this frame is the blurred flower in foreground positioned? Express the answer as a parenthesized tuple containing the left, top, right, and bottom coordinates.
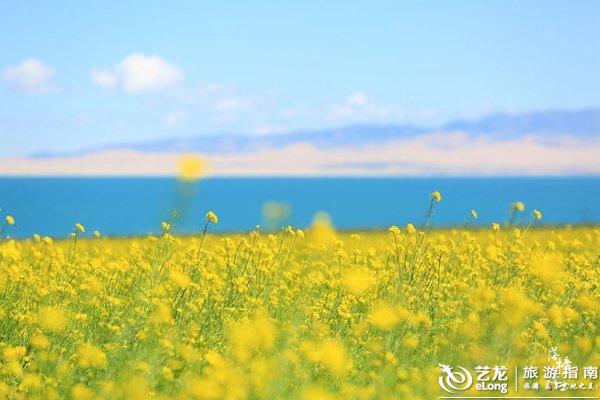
(262, 201, 291, 230)
(512, 201, 525, 212)
(5, 215, 15, 226)
(174, 154, 206, 224)
(38, 306, 68, 332)
(388, 225, 401, 235)
(308, 211, 336, 244)
(533, 209, 542, 220)
(75, 223, 85, 234)
(431, 190, 442, 203)
(343, 269, 375, 295)
(77, 343, 107, 369)
(206, 210, 218, 224)
(177, 154, 206, 181)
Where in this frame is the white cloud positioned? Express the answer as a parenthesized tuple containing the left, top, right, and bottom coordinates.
(91, 53, 183, 93)
(1, 59, 57, 93)
(90, 69, 117, 89)
(328, 92, 438, 125)
(119, 54, 182, 93)
(346, 92, 367, 106)
(176, 82, 268, 126)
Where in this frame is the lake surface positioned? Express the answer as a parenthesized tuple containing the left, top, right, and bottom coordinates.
(1, 177, 599, 238)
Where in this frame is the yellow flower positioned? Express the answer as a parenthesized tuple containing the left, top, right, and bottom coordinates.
(533, 321, 551, 341)
(343, 270, 375, 295)
(302, 339, 350, 377)
(319, 339, 350, 376)
(470, 287, 495, 309)
(308, 211, 337, 245)
(499, 288, 540, 327)
(5, 215, 15, 226)
(206, 210, 218, 224)
(301, 385, 336, 400)
(575, 336, 593, 352)
(0, 383, 10, 399)
(470, 209, 478, 219)
(431, 190, 442, 202)
(21, 374, 42, 391)
(262, 201, 291, 225)
(229, 311, 276, 362)
(533, 209, 542, 220)
(0, 189, 597, 396)
(177, 154, 206, 181)
(177, 344, 201, 363)
(38, 306, 68, 332)
(512, 201, 525, 211)
(71, 383, 95, 400)
(162, 366, 174, 381)
(369, 303, 400, 330)
(75, 222, 85, 233)
(93, 230, 101, 238)
(491, 222, 500, 232)
(161, 221, 171, 232)
(149, 301, 173, 324)
(3, 346, 27, 362)
(170, 268, 191, 288)
(78, 343, 108, 368)
(401, 335, 419, 349)
(30, 333, 50, 349)
(388, 225, 401, 235)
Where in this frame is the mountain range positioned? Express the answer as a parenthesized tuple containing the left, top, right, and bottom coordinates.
(8, 107, 600, 177)
(33, 107, 600, 158)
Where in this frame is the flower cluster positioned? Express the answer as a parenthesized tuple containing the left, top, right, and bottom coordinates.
(0, 203, 597, 399)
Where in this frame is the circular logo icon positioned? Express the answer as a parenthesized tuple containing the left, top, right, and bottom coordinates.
(438, 364, 473, 393)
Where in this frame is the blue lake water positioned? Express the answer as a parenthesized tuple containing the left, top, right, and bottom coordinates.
(0, 177, 599, 238)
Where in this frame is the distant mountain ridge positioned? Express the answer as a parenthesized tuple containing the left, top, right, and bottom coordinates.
(33, 107, 600, 157)
(115, 124, 426, 154)
(443, 108, 600, 137)
(11, 107, 600, 177)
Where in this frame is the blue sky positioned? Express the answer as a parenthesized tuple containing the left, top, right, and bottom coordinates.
(1, 0, 599, 156)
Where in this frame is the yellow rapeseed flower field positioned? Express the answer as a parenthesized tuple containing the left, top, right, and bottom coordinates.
(0, 200, 598, 399)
